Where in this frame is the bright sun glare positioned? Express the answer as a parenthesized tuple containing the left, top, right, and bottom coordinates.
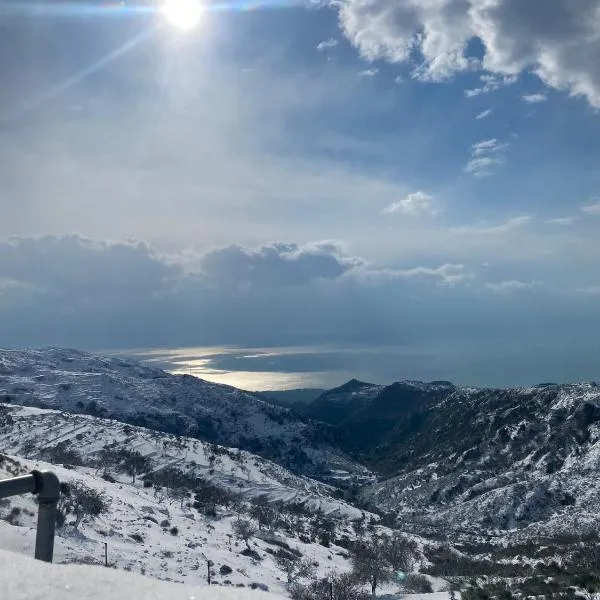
(162, 0, 203, 30)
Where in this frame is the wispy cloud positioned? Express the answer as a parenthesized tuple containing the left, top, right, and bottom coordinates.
(383, 191, 439, 216)
(316, 38, 338, 52)
(464, 138, 509, 177)
(394, 264, 472, 286)
(358, 68, 379, 77)
(487, 280, 541, 292)
(465, 74, 518, 98)
(475, 109, 493, 120)
(546, 216, 579, 226)
(452, 215, 532, 236)
(581, 200, 600, 215)
(522, 93, 547, 103)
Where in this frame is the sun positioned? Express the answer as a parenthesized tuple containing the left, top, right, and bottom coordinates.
(162, 0, 203, 30)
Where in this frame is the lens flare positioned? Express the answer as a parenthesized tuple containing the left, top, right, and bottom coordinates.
(162, 0, 203, 30)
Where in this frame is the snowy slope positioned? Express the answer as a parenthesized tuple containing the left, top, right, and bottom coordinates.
(0, 402, 363, 517)
(0, 548, 286, 600)
(0, 452, 356, 594)
(0, 400, 391, 596)
(0, 348, 372, 483)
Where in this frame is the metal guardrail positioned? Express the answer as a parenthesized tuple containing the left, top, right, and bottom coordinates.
(0, 470, 60, 562)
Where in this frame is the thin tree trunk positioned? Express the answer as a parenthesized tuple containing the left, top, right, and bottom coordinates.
(371, 577, 377, 596)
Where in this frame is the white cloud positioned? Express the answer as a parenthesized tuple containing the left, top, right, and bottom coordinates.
(464, 138, 509, 177)
(317, 38, 338, 51)
(336, 0, 600, 107)
(475, 109, 493, 120)
(465, 74, 518, 97)
(581, 201, 600, 215)
(452, 215, 532, 236)
(522, 93, 547, 103)
(358, 68, 379, 77)
(383, 191, 439, 216)
(486, 280, 541, 292)
(395, 263, 472, 286)
(546, 216, 579, 226)
(358, 263, 472, 286)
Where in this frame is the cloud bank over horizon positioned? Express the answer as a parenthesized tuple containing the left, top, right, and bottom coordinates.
(0, 233, 599, 387)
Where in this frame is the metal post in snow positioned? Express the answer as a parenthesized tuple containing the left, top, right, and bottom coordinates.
(104, 542, 108, 567)
(207, 559, 212, 585)
(0, 471, 60, 563)
(31, 471, 60, 563)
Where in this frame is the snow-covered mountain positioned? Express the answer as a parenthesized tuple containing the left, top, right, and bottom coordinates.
(303, 379, 600, 537)
(0, 348, 372, 484)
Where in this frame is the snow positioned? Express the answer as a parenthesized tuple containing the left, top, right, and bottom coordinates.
(0, 548, 286, 600)
(0, 347, 372, 485)
(0, 401, 374, 595)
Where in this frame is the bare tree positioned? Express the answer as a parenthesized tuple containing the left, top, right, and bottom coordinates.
(61, 481, 110, 529)
(350, 532, 416, 595)
(232, 517, 257, 550)
(290, 574, 367, 600)
(275, 554, 315, 585)
(122, 451, 152, 484)
(250, 498, 276, 530)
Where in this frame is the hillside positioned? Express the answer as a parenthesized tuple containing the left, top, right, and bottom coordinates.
(0, 403, 368, 593)
(0, 348, 371, 484)
(304, 379, 600, 537)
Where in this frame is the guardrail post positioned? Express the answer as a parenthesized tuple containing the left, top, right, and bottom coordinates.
(31, 470, 60, 563)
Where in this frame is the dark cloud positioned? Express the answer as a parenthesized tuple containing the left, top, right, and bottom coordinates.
(199, 241, 364, 288)
(1, 234, 599, 388)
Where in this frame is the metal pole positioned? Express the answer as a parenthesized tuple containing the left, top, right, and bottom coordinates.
(207, 559, 211, 585)
(31, 470, 60, 563)
(104, 542, 108, 567)
(0, 474, 36, 499)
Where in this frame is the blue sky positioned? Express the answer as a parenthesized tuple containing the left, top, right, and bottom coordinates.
(1, 0, 600, 386)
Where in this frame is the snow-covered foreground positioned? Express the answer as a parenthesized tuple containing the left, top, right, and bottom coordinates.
(0, 401, 372, 595)
(0, 452, 354, 594)
(0, 548, 287, 600)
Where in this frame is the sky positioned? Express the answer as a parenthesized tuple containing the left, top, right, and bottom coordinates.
(1, 0, 600, 387)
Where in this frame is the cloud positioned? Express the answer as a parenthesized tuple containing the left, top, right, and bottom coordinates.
(336, 0, 600, 107)
(3, 234, 600, 386)
(358, 68, 379, 77)
(581, 201, 600, 215)
(0, 235, 175, 301)
(198, 241, 364, 288)
(383, 191, 439, 216)
(522, 93, 547, 103)
(546, 216, 579, 226)
(464, 138, 509, 177)
(475, 109, 493, 120)
(452, 215, 532, 236)
(465, 74, 518, 97)
(486, 280, 541, 292)
(317, 38, 339, 51)
(395, 264, 472, 286)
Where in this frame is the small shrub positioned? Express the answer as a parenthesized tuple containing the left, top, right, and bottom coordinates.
(402, 574, 433, 594)
(170, 526, 179, 536)
(129, 533, 145, 544)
